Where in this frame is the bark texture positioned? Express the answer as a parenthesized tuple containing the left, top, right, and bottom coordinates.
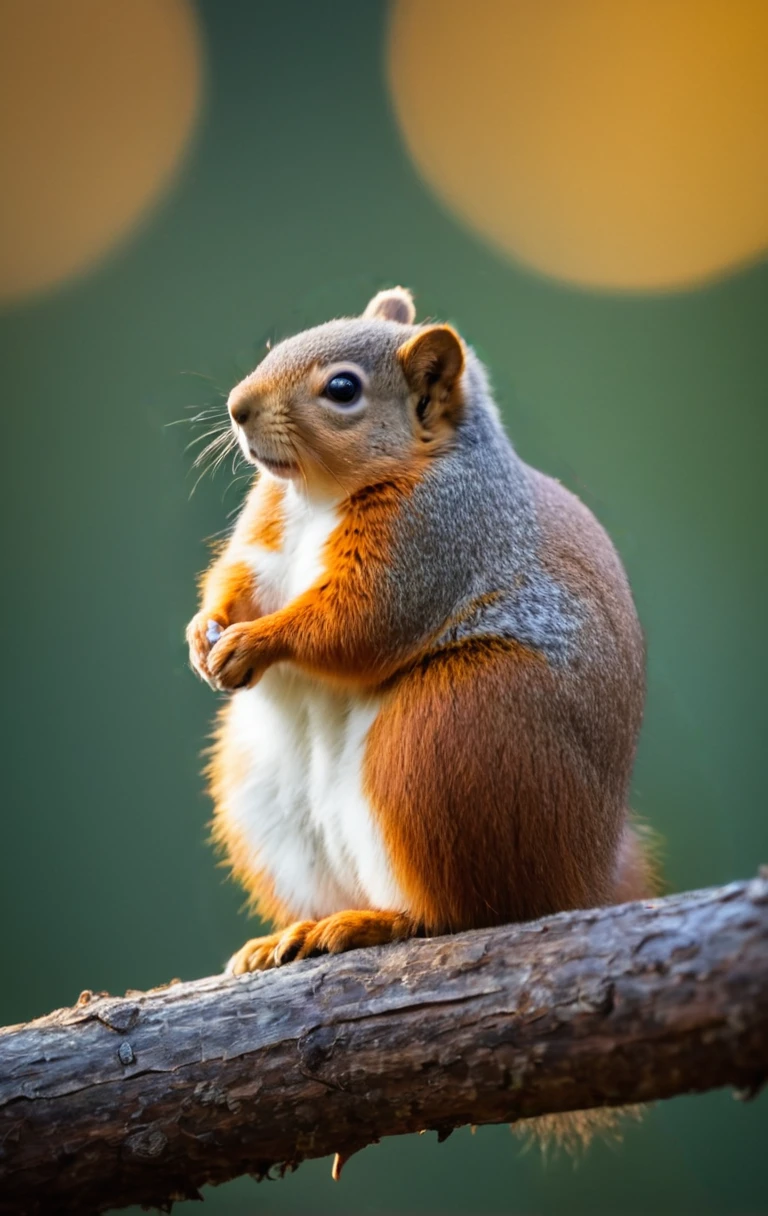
(1, 877, 767, 1214)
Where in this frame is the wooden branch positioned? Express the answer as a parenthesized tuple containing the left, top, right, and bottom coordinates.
(1, 876, 767, 1215)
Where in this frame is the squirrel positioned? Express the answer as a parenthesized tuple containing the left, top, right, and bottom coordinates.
(186, 286, 655, 980)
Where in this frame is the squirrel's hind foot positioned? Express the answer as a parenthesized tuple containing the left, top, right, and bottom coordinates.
(225, 911, 418, 974)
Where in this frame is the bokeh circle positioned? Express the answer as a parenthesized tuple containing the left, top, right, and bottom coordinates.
(389, 0, 768, 291)
(0, 0, 202, 305)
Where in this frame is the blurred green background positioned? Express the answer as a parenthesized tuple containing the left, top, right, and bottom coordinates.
(1, 1, 766, 1213)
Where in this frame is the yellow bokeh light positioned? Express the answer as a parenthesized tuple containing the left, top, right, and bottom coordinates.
(0, 0, 202, 305)
(389, 0, 768, 291)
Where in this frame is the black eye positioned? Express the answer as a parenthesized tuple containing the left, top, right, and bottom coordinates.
(322, 372, 362, 406)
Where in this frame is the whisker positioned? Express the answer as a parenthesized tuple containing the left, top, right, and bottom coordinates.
(291, 432, 348, 498)
(192, 430, 236, 469)
(226, 496, 247, 520)
(204, 520, 240, 543)
(186, 425, 232, 455)
(185, 423, 230, 450)
(178, 370, 227, 395)
(189, 456, 228, 499)
(165, 403, 228, 429)
(252, 415, 348, 499)
(208, 434, 239, 479)
(295, 455, 309, 499)
(222, 461, 254, 509)
(188, 431, 239, 498)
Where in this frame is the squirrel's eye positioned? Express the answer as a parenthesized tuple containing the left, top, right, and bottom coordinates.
(322, 372, 362, 407)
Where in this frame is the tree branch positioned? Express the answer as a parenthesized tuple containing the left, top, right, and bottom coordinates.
(1, 876, 767, 1215)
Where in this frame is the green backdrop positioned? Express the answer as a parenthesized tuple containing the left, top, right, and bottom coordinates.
(1, 2, 766, 1212)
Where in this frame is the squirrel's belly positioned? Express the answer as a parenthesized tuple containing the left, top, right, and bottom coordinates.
(218, 670, 405, 922)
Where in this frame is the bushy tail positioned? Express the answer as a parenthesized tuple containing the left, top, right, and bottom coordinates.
(612, 817, 664, 904)
(512, 1106, 645, 1158)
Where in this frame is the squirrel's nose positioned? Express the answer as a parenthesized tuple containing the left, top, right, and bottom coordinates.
(229, 397, 251, 427)
(230, 403, 250, 427)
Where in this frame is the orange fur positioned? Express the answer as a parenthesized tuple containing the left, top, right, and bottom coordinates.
(197, 474, 286, 622)
(245, 476, 285, 551)
(207, 474, 430, 691)
(198, 559, 256, 623)
(228, 364, 310, 414)
(227, 911, 418, 974)
(365, 638, 626, 933)
(187, 474, 286, 683)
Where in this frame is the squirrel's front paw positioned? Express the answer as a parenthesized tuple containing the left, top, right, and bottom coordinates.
(208, 622, 270, 692)
(186, 610, 228, 687)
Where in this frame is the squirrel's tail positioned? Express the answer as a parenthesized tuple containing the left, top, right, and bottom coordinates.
(511, 1105, 645, 1157)
(511, 816, 663, 1157)
(611, 816, 664, 904)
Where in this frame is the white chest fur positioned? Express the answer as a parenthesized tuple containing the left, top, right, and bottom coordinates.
(223, 479, 405, 921)
(243, 481, 340, 613)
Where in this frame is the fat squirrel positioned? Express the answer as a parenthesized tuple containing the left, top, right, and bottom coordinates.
(187, 287, 654, 977)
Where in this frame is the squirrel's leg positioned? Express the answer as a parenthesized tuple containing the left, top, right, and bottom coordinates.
(227, 912, 419, 974)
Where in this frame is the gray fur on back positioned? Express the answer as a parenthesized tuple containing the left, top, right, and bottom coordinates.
(384, 350, 585, 665)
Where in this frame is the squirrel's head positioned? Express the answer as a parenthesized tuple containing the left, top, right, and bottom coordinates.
(227, 288, 465, 497)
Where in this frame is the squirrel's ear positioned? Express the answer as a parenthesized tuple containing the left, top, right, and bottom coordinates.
(363, 286, 416, 325)
(397, 324, 465, 435)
